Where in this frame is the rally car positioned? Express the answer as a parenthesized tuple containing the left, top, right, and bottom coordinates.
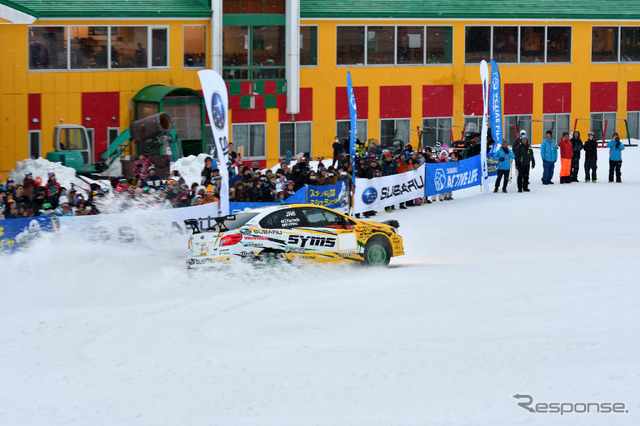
(184, 204, 404, 268)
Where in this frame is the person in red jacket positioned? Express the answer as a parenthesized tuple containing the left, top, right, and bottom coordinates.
(558, 131, 573, 184)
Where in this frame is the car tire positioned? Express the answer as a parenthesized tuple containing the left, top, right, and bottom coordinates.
(364, 236, 391, 266)
(256, 250, 285, 266)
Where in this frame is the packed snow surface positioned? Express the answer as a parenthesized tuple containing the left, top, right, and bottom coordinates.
(1, 147, 639, 425)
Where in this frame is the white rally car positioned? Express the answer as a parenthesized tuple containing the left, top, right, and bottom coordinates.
(184, 204, 404, 268)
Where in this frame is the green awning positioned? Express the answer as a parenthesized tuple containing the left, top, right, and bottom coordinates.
(132, 85, 203, 103)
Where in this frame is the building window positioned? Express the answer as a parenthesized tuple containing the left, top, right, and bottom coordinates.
(592, 27, 619, 62)
(547, 27, 571, 63)
(29, 25, 168, 71)
(542, 113, 570, 143)
(422, 117, 452, 150)
(621, 27, 640, 62)
(520, 26, 545, 63)
(367, 26, 394, 65)
(29, 130, 41, 159)
(628, 111, 640, 139)
(465, 25, 571, 64)
(184, 26, 206, 68)
(493, 26, 518, 63)
(108, 127, 120, 144)
(590, 112, 617, 141)
(336, 120, 368, 146)
(463, 116, 482, 134)
(223, 25, 285, 80)
(29, 26, 67, 69)
(380, 118, 411, 147)
(300, 26, 317, 66)
(70, 26, 108, 69)
(280, 122, 311, 157)
(222, 0, 285, 14)
(427, 26, 452, 64)
(592, 26, 640, 63)
(465, 26, 490, 64)
(338, 25, 452, 66)
(337, 26, 365, 65)
(504, 115, 532, 142)
(152, 28, 168, 67)
(397, 26, 423, 64)
(232, 123, 266, 158)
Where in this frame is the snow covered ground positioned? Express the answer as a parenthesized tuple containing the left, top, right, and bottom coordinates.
(1, 146, 639, 425)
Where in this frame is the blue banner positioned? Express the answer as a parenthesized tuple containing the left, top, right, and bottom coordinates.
(0, 216, 57, 252)
(307, 180, 349, 213)
(489, 59, 502, 154)
(347, 71, 357, 194)
(424, 155, 482, 196)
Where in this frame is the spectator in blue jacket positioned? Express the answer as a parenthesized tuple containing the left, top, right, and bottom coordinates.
(540, 130, 558, 185)
(607, 132, 625, 183)
(493, 140, 515, 193)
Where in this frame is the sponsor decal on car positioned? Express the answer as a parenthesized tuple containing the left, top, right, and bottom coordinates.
(287, 235, 336, 248)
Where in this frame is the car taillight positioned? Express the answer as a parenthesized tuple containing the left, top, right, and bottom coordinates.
(220, 234, 242, 246)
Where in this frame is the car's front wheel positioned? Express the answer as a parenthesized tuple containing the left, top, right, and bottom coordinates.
(364, 236, 391, 266)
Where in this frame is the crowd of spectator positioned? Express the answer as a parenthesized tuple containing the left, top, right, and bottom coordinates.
(1, 141, 459, 220)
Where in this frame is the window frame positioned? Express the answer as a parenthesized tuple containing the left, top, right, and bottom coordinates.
(337, 24, 453, 67)
(542, 113, 571, 143)
(627, 111, 640, 139)
(504, 114, 533, 142)
(592, 26, 640, 63)
(183, 25, 206, 69)
(231, 122, 267, 159)
(380, 118, 411, 148)
(300, 25, 318, 67)
(421, 117, 453, 150)
(29, 130, 42, 160)
(28, 25, 170, 71)
(589, 112, 617, 141)
(464, 25, 572, 65)
(279, 121, 312, 157)
(336, 119, 368, 146)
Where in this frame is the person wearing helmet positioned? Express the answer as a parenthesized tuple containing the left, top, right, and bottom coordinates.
(583, 131, 598, 182)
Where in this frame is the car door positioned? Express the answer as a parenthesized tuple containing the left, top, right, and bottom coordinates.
(297, 207, 358, 261)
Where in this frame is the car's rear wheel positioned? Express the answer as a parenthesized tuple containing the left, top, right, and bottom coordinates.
(256, 250, 285, 266)
(364, 236, 391, 266)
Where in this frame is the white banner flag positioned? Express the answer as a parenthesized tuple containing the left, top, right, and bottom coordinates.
(198, 70, 230, 216)
(353, 164, 425, 213)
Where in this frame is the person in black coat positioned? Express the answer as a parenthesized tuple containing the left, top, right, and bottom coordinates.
(513, 136, 536, 192)
(332, 136, 343, 167)
(583, 131, 598, 182)
(570, 130, 584, 182)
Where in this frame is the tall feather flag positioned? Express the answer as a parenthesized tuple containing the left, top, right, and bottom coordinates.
(480, 60, 490, 192)
(347, 71, 358, 207)
(489, 59, 503, 154)
(198, 69, 230, 216)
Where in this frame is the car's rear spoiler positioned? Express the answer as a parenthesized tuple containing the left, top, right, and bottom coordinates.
(381, 219, 399, 229)
(184, 215, 236, 233)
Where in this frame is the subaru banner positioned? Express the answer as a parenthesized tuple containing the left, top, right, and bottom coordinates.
(353, 164, 425, 213)
(0, 216, 57, 252)
(307, 180, 349, 213)
(424, 155, 482, 196)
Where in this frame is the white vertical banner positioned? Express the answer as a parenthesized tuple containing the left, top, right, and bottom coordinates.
(198, 70, 230, 216)
(479, 60, 491, 193)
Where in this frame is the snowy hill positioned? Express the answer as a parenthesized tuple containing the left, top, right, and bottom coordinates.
(1, 146, 639, 425)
